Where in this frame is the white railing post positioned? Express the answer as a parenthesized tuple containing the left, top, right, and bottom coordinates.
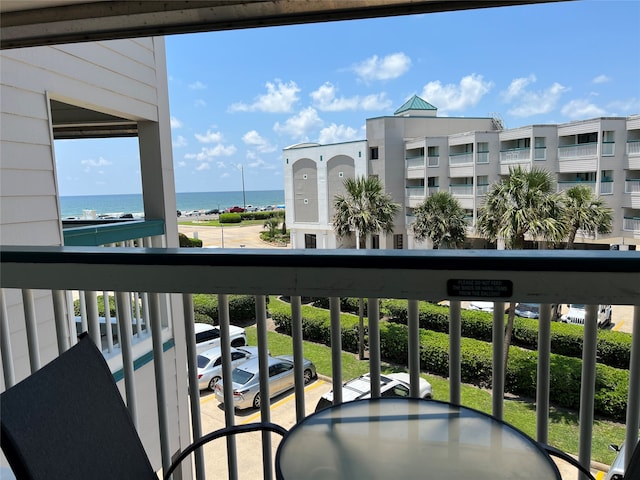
(22, 289, 40, 373)
(536, 304, 552, 444)
(290, 295, 306, 422)
(407, 299, 421, 398)
(449, 300, 462, 405)
(329, 297, 343, 405)
(368, 298, 381, 398)
(218, 293, 237, 480)
(0, 289, 15, 388)
(52, 289, 70, 354)
(578, 304, 598, 478)
(255, 294, 274, 480)
(625, 305, 640, 471)
(85, 290, 101, 348)
(115, 291, 138, 425)
(492, 302, 506, 420)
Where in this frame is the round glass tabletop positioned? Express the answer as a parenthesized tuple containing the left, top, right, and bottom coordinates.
(276, 398, 561, 480)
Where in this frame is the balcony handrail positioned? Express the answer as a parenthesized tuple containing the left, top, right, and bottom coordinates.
(63, 219, 165, 246)
(2, 246, 639, 304)
(558, 142, 598, 148)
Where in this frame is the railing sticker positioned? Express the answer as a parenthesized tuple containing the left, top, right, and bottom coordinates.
(447, 279, 513, 298)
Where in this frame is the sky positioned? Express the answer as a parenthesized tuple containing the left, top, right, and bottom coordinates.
(55, 0, 640, 196)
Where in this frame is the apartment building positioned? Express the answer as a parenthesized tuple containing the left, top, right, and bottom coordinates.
(283, 96, 640, 250)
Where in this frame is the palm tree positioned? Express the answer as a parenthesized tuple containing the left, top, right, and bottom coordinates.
(333, 176, 400, 249)
(263, 217, 279, 239)
(412, 191, 467, 249)
(477, 166, 566, 370)
(562, 185, 613, 249)
(333, 175, 400, 359)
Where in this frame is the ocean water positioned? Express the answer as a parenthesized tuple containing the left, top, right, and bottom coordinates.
(60, 190, 285, 218)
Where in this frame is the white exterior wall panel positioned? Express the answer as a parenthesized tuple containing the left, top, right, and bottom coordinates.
(558, 158, 598, 173)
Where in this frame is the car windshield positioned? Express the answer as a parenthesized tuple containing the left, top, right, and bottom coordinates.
(231, 368, 254, 385)
(569, 304, 586, 309)
(517, 303, 539, 311)
(197, 355, 210, 368)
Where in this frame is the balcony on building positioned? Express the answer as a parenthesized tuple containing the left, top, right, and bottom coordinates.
(406, 144, 426, 180)
(405, 182, 425, 208)
(558, 132, 599, 174)
(625, 179, 640, 211)
(628, 127, 640, 169)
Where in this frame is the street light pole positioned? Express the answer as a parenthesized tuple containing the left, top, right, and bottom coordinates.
(241, 164, 246, 211)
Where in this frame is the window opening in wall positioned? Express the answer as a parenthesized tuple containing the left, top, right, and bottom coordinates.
(578, 132, 597, 144)
(371, 235, 380, 249)
(370, 147, 379, 160)
(393, 234, 404, 250)
(304, 234, 317, 249)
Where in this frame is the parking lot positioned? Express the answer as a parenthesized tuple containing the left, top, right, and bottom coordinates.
(198, 378, 331, 479)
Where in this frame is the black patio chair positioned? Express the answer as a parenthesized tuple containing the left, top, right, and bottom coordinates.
(0, 334, 286, 480)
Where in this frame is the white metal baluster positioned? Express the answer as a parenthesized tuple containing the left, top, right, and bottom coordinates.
(103, 292, 114, 353)
(329, 297, 342, 405)
(22, 289, 40, 373)
(52, 290, 70, 353)
(66, 291, 78, 346)
(115, 291, 138, 425)
(0, 288, 16, 388)
(255, 294, 274, 480)
(369, 298, 381, 398)
(219, 293, 238, 480)
(578, 304, 598, 479)
(449, 300, 462, 405)
(78, 290, 88, 333)
(290, 295, 305, 422)
(141, 292, 150, 335)
(148, 292, 171, 474)
(492, 302, 506, 420)
(625, 305, 640, 472)
(536, 304, 552, 444)
(182, 294, 204, 480)
(408, 299, 421, 398)
(85, 290, 101, 348)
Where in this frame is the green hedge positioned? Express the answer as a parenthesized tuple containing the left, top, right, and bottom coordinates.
(219, 213, 242, 224)
(270, 297, 363, 353)
(270, 297, 628, 421)
(73, 295, 118, 317)
(193, 294, 264, 325)
(240, 211, 275, 221)
(381, 300, 631, 370)
(311, 297, 381, 317)
(178, 233, 202, 247)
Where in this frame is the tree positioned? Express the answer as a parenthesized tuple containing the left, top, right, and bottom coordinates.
(562, 185, 613, 249)
(412, 191, 467, 249)
(476, 166, 566, 370)
(263, 217, 279, 239)
(333, 176, 400, 249)
(333, 175, 400, 359)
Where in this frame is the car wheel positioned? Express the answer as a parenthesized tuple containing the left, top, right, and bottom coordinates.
(208, 376, 221, 391)
(253, 393, 261, 409)
(303, 369, 313, 385)
(231, 339, 245, 347)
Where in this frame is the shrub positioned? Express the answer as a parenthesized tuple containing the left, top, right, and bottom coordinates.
(219, 213, 242, 224)
(73, 295, 118, 317)
(381, 299, 631, 370)
(311, 297, 382, 317)
(192, 294, 261, 325)
(178, 232, 202, 247)
(240, 211, 274, 221)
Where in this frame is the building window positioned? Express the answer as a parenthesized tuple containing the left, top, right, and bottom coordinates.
(393, 234, 404, 250)
(534, 137, 546, 160)
(370, 147, 379, 160)
(304, 234, 317, 249)
(371, 235, 380, 249)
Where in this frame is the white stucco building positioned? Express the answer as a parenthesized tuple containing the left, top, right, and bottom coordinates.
(283, 96, 640, 251)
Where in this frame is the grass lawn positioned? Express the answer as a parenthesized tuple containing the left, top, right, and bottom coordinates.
(246, 326, 625, 465)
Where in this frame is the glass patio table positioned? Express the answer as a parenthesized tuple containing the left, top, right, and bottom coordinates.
(275, 397, 561, 480)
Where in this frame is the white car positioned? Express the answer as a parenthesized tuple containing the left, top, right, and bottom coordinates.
(194, 322, 246, 354)
(468, 301, 495, 312)
(315, 372, 432, 412)
(197, 346, 259, 391)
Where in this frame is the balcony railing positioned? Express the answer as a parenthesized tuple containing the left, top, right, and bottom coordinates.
(405, 186, 425, 198)
(626, 179, 640, 193)
(476, 152, 490, 164)
(534, 147, 547, 161)
(602, 142, 615, 156)
(449, 185, 474, 196)
(448, 152, 473, 165)
(427, 186, 439, 196)
(623, 217, 640, 232)
(600, 181, 614, 195)
(557, 181, 596, 193)
(406, 157, 425, 169)
(558, 142, 597, 159)
(476, 184, 489, 196)
(1, 247, 639, 480)
(427, 155, 439, 167)
(500, 148, 531, 163)
(628, 140, 640, 156)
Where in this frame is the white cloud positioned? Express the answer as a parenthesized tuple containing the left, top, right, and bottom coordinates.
(172, 135, 187, 148)
(216, 161, 227, 169)
(189, 81, 207, 90)
(170, 116, 182, 129)
(421, 74, 493, 113)
(318, 124, 359, 144)
(310, 82, 391, 111)
(273, 107, 323, 140)
(592, 74, 611, 84)
(501, 74, 568, 117)
(195, 163, 210, 171)
(220, 172, 231, 179)
(177, 161, 187, 167)
(247, 157, 277, 170)
(561, 99, 606, 119)
(242, 130, 277, 153)
(184, 144, 237, 162)
(81, 157, 112, 168)
(353, 52, 411, 82)
(228, 80, 300, 113)
(194, 129, 224, 144)
(607, 98, 640, 114)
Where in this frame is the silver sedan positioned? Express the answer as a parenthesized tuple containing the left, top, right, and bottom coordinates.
(197, 346, 259, 391)
(214, 355, 317, 410)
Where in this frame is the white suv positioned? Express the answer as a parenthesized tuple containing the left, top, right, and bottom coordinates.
(315, 372, 432, 412)
(194, 322, 246, 354)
